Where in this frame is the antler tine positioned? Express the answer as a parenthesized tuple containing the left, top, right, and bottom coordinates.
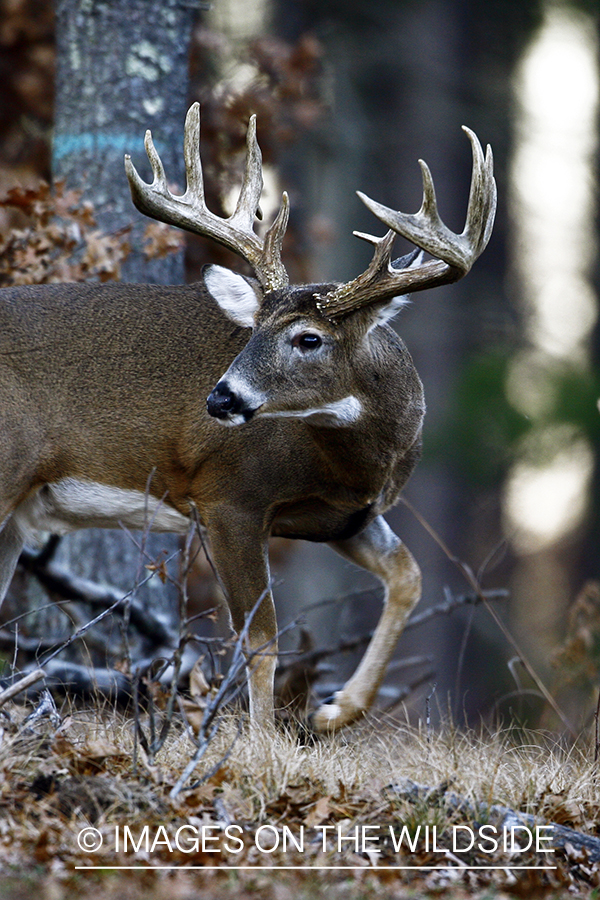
(124, 102, 289, 292)
(144, 129, 169, 191)
(125, 130, 168, 207)
(361, 127, 496, 271)
(315, 229, 449, 320)
(263, 191, 290, 280)
(229, 116, 290, 290)
(231, 114, 263, 231)
(314, 231, 396, 317)
(314, 127, 496, 322)
(182, 101, 205, 203)
(463, 127, 496, 257)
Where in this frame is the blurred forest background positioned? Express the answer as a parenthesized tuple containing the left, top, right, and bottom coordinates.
(0, 0, 598, 736)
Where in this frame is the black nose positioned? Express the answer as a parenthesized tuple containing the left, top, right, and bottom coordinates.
(207, 382, 239, 419)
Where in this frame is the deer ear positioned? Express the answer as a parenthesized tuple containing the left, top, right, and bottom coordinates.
(203, 265, 261, 328)
(367, 249, 424, 330)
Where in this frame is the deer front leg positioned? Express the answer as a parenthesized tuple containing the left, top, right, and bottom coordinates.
(312, 514, 421, 732)
(203, 506, 278, 728)
(0, 514, 26, 606)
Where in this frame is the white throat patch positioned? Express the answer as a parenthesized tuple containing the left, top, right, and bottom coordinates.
(261, 395, 363, 427)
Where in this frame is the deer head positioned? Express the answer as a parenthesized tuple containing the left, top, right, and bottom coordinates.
(126, 104, 496, 433)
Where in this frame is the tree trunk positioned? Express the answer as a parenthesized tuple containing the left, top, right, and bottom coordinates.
(50, 0, 200, 611)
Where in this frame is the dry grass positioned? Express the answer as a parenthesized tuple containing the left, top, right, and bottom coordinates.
(0, 698, 598, 898)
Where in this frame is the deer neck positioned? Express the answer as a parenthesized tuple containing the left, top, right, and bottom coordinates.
(304, 330, 425, 502)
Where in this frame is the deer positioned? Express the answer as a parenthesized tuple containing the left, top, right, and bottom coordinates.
(0, 103, 496, 730)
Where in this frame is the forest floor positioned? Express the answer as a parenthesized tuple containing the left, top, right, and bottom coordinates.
(0, 699, 598, 899)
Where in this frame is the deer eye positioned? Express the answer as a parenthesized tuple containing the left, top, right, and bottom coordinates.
(292, 331, 323, 352)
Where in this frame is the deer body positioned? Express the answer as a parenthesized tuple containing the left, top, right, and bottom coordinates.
(0, 278, 422, 526)
(0, 103, 495, 729)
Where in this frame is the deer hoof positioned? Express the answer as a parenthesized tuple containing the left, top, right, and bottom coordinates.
(311, 692, 365, 732)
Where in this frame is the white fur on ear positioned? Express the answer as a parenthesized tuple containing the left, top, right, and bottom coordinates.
(368, 249, 424, 331)
(369, 294, 412, 329)
(204, 265, 261, 328)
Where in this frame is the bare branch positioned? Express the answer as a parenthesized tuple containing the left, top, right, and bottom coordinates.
(0, 668, 46, 708)
(400, 494, 577, 740)
(17, 546, 174, 646)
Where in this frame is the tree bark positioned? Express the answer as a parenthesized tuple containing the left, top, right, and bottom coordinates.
(53, 0, 201, 283)
(50, 0, 200, 611)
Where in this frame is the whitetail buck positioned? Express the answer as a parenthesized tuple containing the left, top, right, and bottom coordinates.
(0, 103, 495, 730)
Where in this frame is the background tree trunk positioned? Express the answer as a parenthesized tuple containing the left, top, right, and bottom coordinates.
(50, 0, 200, 612)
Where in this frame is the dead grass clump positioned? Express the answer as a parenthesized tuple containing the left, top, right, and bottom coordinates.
(0, 702, 598, 897)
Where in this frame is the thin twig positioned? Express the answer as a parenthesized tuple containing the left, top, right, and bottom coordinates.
(400, 495, 577, 740)
(18, 549, 174, 645)
(426, 682, 437, 746)
(380, 669, 436, 715)
(135, 522, 202, 763)
(594, 689, 600, 764)
(170, 584, 281, 799)
(0, 668, 46, 707)
(35, 567, 161, 669)
(274, 588, 505, 679)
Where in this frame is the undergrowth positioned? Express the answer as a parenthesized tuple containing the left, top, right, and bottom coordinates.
(0, 700, 598, 897)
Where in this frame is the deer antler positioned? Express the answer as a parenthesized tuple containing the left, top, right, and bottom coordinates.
(315, 126, 496, 321)
(124, 102, 290, 292)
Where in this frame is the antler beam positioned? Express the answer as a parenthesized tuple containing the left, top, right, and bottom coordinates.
(315, 126, 496, 321)
(124, 102, 290, 293)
